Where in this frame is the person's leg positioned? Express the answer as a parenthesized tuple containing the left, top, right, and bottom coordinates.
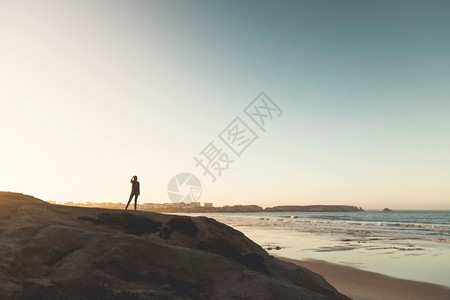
(125, 193, 133, 210)
(134, 194, 139, 210)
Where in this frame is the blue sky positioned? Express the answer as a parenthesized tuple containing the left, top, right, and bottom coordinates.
(1, 1, 449, 209)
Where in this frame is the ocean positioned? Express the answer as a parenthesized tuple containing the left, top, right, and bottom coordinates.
(183, 210, 450, 287)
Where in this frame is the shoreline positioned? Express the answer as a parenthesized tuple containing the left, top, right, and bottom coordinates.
(277, 256, 450, 300)
(60, 202, 364, 213)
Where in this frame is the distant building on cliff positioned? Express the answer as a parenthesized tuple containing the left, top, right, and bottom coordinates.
(204, 202, 213, 207)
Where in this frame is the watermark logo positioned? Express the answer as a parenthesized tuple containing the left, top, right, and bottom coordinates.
(219, 117, 259, 157)
(168, 92, 283, 202)
(244, 92, 283, 132)
(167, 173, 202, 203)
(193, 141, 235, 183)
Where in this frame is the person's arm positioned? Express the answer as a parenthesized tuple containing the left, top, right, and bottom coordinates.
(138, 182, 140, 195)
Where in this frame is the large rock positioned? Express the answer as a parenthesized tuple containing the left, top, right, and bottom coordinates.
(0, 192, 349, 299)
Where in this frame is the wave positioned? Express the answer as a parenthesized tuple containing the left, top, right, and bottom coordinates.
(213, 213, 450, 243)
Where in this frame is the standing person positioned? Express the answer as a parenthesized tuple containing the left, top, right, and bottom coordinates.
(125, 175, 140, 210)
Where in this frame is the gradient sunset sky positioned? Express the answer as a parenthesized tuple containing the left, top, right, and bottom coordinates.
(1, 1, 449, 209)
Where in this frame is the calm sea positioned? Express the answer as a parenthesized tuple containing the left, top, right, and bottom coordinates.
(183, 210, 450, 286)
(205, 210, 450, 243)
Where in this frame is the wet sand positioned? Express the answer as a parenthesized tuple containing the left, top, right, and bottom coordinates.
(278, 257, 450, 300)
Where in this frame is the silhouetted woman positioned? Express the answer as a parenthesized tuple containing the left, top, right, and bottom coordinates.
(125, 176, 140, 210)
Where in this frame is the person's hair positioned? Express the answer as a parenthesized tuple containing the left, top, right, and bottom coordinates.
(133, 175, 138, 180)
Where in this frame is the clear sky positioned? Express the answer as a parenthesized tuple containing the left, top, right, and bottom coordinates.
(1, 1, 449, 209)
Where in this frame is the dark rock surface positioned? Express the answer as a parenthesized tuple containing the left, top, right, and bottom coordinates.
(0, 192, 350, 299)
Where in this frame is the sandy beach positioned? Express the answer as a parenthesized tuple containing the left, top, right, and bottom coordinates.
(278, 257, 450, 300)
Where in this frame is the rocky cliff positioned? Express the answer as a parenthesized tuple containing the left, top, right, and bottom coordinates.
(0, 192, 349, 299)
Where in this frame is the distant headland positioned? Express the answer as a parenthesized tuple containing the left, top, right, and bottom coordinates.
(55, 201, 364, 213)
